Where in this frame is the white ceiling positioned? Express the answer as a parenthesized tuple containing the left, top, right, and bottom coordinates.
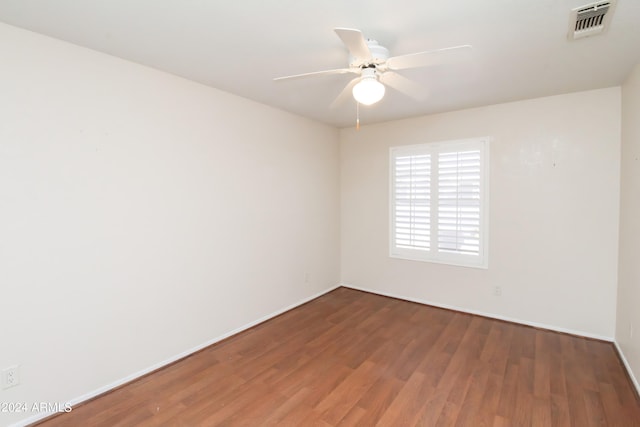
(1, 0, 639, 128)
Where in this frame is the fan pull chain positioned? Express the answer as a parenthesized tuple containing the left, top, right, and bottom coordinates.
(356, 101, 360, 131)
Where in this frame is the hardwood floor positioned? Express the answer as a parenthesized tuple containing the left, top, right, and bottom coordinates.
(34, 287, 640, 426)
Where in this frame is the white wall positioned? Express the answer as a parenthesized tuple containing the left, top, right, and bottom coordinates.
(340, 88, 621, 339)
(0, 23, 339, 426)
(617, 64, 640, 392)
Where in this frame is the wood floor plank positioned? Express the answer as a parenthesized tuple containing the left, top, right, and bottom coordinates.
(32, 287, 640, 427)
(414, 391, 449, 426)
(531, 396, 552, 426)
(550, 393, 571, 427)
(487, 322, 514, 377)
(352, 375, 404, 426)
(315, 360, 382, 424)
(565, 361, 596, 427)
(533, 331, 551, 397)
(549, 342, 568, 398)
(475, 372, 504, 427)
(336, 405, 367, 426)
(583, 389, 608, 427)
(373, 371, 435, 426)
(451, 362, 491, 426)
(496, 361, 519, 420)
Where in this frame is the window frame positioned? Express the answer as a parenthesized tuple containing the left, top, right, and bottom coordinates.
(389, 137, 490, 269)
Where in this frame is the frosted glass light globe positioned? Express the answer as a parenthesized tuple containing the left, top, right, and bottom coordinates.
(352, 77, 385, 105)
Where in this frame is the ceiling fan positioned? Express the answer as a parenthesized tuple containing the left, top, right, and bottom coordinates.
(274, 28, 472, 107)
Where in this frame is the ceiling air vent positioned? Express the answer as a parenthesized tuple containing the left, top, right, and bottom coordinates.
(568, 0, 616, 40)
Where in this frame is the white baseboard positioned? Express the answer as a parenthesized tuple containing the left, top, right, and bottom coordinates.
(614, 341, 640, 397)
(340, 283, 614, 342)
(10, 284, 341, 427)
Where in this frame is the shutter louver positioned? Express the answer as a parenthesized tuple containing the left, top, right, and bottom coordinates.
(394, 154, 431, 251)
(437, 150, 481, 256)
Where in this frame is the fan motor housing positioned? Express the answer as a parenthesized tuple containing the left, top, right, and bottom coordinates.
(349, 39, 389, 67)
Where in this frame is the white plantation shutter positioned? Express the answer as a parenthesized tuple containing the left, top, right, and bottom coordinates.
(437, 150, 481, 256)
(390, 138, 488, 268)
(393, 154, 431, 251)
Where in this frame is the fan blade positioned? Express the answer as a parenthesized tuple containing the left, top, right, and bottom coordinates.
(274, 68, 355, 81)
(334, 28, 372, 61)
(380, 72, 429, 101)
(329, 77, 360, 109)
(387, 45, 472, 71)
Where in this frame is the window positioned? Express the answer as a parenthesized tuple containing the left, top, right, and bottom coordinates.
(390, 137, 489, 268)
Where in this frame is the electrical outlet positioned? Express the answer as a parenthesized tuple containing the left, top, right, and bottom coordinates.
(493, 286, 502, 296)
(2, 366, 20, 389)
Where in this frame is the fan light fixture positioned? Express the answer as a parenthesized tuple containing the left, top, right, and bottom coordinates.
(352, 68, 385, 105)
